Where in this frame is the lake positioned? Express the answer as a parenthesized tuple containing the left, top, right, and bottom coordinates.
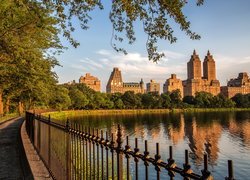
(66, 111, 250, 179)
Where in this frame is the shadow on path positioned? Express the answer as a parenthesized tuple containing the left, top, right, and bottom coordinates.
(0, 117, 33, 179)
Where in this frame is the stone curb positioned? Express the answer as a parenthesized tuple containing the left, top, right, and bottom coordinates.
(21, 121, 53, 180)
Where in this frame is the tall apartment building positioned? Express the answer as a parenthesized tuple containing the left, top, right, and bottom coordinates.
(106, 67, 144, 94)
(183, 50, 220, 96)
(79, 73, 101, 92)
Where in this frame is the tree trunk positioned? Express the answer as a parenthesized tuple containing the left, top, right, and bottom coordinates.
(18, 101, 24, 115)
(5, 97, 10, 114)
(0, 91, 3, 115)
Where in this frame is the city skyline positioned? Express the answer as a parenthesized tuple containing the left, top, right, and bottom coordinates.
(54, 0, 250, 92)
(67, 50, 250, 93)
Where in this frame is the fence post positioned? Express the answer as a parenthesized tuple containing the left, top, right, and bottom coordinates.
(31, 112, 35, 143)
(225, 160, 235, 180)
(116, 124, 123, 180)
(65, 118, 71, 180)
(48, 114, 51, 170)
(201, 153, 213, 179)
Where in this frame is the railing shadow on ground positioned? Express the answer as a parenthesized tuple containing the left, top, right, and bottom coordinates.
(25, 111, 235, 180)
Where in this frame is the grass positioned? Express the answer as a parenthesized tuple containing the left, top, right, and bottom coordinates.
(0, 113, 19, 123)
(42, 108, 250, 120)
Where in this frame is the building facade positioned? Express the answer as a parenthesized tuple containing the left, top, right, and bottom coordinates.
(79, 73, 101, 92)
(106, 67, 144, 94)
(146, 80, 160, 94)
(163, 74, 184, 97)
(183, 50, 220, 97)
(221, 72, 250, 98)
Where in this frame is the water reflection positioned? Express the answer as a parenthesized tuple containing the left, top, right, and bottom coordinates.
(69, 111, 250, 178)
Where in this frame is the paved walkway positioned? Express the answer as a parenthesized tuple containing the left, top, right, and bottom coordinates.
(0, 117, 32, 179)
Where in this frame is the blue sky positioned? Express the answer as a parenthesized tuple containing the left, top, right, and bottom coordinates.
(54, 0, 250, 92)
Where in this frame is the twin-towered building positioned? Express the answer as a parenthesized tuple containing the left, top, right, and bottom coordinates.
(165, 50, 220, 97)
(183, 50, 221, 97)
(78, 50, 250, 98)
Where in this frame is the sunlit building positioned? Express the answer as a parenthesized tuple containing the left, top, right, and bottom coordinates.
(79, 73, 101, 92)
(163, 74, 184, 97)
(183, 50, 221, 97)
(221, 72, 250, 98)
(146, 80, 160, 94)
(106, 67, 145, 94)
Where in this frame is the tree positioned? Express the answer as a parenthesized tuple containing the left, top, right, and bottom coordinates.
(49, 86, 71, 111)
(141, 93, 154, 109)
(161, 93, 171, 108)
(0, 0, 62, 112)
(183, 95, 195, 105)
(110, 93, 124, 109)
(170, 89, 182, 108)
(194, 91, 214, 108)
(68, 87, 89, 109)
(122, 91, 141, 109)
(232, 93, 250, 108)
(8, 0, 204, 62)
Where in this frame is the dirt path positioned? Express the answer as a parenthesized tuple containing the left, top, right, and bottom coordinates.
(0, 117, 32, 179)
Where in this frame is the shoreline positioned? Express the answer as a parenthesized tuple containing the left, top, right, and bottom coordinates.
(43, 108, 250, 119)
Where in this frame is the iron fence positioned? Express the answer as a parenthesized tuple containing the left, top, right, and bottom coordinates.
(25, 111, 235, 180)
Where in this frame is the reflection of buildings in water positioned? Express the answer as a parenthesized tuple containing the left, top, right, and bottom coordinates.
(242, 122, 250, 146)
(185, 117, 222, 165)
(167, 114, 185, 145)
(147, 125, 161, 141)
(134, 124, 146, 140)
(228, 119, 250, 147)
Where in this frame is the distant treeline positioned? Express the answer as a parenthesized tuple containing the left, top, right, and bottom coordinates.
(48, 84, 250, 110)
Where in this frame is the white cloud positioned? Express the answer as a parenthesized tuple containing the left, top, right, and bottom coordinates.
(80, 58, 104, 68)
(96, 49, 112, 56)
(93, 50, 187, 83)
(238, 56, 250, 64)
(214, 54, 250, 85)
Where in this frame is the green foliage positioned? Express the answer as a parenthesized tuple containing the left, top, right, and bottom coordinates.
(161, 93, 171, 108)
(110, 93, 124, 109)
(183, 96, 195, 105)
(232, 93, 250, 108)
(141, 93, 154, 109)
(45, 83, 249, 110)
(194, 92, 214, 108)
(169, 89, 183, 108)
(120, 91, 142, 109)
(0, 0, 63, 112)
(49, 86, 71, 111)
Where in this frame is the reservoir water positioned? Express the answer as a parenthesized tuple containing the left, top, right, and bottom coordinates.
(65, 111, 250, 179)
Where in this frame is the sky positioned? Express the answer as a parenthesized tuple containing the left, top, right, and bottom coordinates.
(54, 0, 250, 92)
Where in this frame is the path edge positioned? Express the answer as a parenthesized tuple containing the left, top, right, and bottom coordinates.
(21, 120, 53, 180)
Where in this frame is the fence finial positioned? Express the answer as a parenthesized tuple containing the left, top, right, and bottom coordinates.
(116, 124, 123, 150)
(182, 149, 192, 175)
(201, 153, 213, 179)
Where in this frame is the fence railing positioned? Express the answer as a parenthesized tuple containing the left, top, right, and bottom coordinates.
(25, 111, 235, 180)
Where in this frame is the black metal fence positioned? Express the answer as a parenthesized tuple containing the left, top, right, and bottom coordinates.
(25, 111, 235, 180)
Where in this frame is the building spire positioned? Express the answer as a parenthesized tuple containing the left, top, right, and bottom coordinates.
(207, 50, 211, 56)
(193, 49, 197, 55)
